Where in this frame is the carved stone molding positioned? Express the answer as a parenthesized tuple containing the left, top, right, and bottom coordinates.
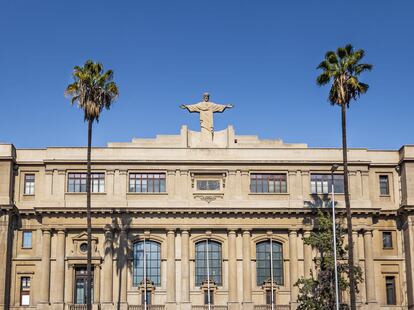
(194, 194, 224, 203)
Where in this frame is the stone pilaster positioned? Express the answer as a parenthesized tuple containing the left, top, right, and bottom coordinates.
(289, 229, 298, 305)
(180, 229, 191, 310)
(242, 230, 253, 310)
(363, 229, 378, 309)
(119, 229, 128, 310)
(302, 230, 312, 278)
(38, 229, 52, 309)
(93, 265, 101, 304)
(53, 229, 66, 310)
(228, 230, 239, 310)
(166, 229, 176, 310)
(102, 228, 114, 309)
(403, 216, 414, 310)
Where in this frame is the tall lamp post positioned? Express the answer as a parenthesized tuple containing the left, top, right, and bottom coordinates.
(331, 164, 340, 310)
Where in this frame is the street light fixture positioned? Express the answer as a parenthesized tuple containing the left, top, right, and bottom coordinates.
(331, 164, 340, 310)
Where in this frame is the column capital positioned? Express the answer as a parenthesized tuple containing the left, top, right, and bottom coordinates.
(166, 229, 176, 235)
(227, 229, 237, 236)
(180, 228, 190, 234)
(289, 228, 298, 235)
(41, 228, 52, 234)
(242, 229, 251, 236)
(56, 228, 66, 236)
(363, 228, 373, 235)
(303, 230, 311, 237)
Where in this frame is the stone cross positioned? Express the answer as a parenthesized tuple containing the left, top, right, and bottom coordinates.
(180, 93, 233, 142)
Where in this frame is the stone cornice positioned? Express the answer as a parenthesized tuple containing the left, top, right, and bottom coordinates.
(30, 206, 382, 216)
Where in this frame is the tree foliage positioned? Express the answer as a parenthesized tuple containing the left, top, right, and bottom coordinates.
(316, 44, 372, 108)
(295, 209, 363, 310)
(65, 59, 119, 122)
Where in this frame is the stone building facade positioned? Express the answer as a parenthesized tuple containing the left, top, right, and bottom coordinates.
(1, 124, 414, 310)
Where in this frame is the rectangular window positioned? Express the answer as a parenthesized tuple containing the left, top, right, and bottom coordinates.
(266, 290, 276, 305)
(24, 174, 35, 195)
(74, 267, 93, 304)
(196, 180, 220, 191)
(250, 174, 287, 193)
(129, 173, 166, 193)
(141, 290, 152, 305)
(310, 174, 344, 194)
(380, 175, 390, 196)
(20, 277, 31, 306)
(385, 276, 396, 305)
(22, 231, 32, 249)
(67, 173, 105, 193)
(204, 290, 214, 305)
(383, 231, 393, 249)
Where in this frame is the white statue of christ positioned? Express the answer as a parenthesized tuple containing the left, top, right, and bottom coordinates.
(180, 93, 234, 142)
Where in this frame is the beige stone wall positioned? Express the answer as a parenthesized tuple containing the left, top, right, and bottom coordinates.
(1, 136, 414, 310)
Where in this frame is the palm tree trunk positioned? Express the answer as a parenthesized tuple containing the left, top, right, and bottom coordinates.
(86, 119, 93, 310)
(341, 104, 356, 310)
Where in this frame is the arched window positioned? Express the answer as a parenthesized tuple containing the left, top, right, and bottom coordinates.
(133, 240, 161, 286)
(195, 240, 222, 286)
(256, 240, 283, 285)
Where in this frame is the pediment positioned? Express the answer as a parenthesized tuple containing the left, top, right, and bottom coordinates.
(72, 232, 98, 242)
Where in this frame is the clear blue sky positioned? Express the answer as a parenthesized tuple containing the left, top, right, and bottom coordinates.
(1, 1, 413, 149)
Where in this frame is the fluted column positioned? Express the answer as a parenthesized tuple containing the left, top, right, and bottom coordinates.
(54, 229, 66, 306)
(303, 230, 312, 278)
(289, 229, 298, 303)
(363, 229, 376, 303)
(242, 230, 252, 307)
(102, 229, 114, 305)
(39, 229, 52, 306)
(181, 229, 190, 303)
(167, 230, 176, 304)
(228, 230, 238, 309)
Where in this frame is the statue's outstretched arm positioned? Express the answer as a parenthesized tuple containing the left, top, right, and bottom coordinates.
(180, 103, 201, 113)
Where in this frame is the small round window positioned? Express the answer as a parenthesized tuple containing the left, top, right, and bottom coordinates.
(80, 243, 88, 253)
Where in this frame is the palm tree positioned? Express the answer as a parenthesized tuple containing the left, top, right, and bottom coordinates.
(65, 60, 119, 310)
(316, 44, 372, 310)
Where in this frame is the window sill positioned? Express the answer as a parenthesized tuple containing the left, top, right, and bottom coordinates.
(22, 194, 35, 197)
(310, 193, 345, 195)
(65, 192, 107, 195)
(127, 192, 168, 195)
(193, 191, 224, 195)
(249, 192, 289, 196)
(21, 247, 32, 250)
(380, 194, 391, 198)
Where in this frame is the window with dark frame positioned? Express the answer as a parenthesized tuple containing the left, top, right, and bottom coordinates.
(133, 240, 161, 286)
(250, 174, 287, 193)
(385, 276, 396, 305)
(141, 290, 152, 305)
(67, 173, 105, 193)
(24, 174, 35, 195)
(74, 266, 93, 304)
(266, 290, 277, 305)
(380, 175, 390, 196)
(129, 173, 166, 193)
(256, 241, 284, 285)
(310, 174, 344, 194)
(22, 231, 32, 249)
(20, 277, 31, 306)
(195, 240, 222, 286)
(383, 231, 393, 249)
(204, 290, 214, 305)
